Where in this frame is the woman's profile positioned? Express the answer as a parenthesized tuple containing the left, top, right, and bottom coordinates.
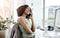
(17, 5, 35, 38)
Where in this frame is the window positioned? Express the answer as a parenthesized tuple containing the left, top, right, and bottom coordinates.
(25, 0, 44, 29)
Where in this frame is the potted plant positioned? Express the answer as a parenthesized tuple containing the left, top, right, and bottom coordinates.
(0, 16, 15, 38)
(0, 16, 7, 38)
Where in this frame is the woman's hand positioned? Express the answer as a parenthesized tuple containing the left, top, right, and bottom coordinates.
(29, 14, 33, 20)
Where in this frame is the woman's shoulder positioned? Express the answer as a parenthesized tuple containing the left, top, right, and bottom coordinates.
(18, 16, 26, 23)
(18, 16, 25, 20)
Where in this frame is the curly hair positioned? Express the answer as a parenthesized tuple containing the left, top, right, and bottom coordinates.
(17, 5, 32, 18)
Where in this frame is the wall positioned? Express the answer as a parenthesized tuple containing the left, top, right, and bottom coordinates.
(0, 0, 14, 19)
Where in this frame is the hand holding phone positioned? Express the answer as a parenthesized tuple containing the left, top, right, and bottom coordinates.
(26, 13, 32, 19)
(29, 13, 34, 20)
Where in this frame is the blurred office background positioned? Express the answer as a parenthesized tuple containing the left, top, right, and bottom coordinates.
(0, 0, 60, 38)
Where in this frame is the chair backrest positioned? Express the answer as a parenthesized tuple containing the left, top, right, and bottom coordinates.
(10, 23, 23, 38)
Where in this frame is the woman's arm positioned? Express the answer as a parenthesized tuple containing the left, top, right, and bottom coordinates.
(29, 14, 35, 32)
(18, 17, 33, 34)
(31, 17, 35, 32)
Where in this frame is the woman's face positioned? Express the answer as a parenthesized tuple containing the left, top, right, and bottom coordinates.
(24, 7, 30, 15)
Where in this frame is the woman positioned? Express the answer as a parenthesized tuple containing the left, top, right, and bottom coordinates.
(17, 5, 35, 38)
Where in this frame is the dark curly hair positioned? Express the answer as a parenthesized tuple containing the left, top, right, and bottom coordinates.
(17, 5, 32, 17)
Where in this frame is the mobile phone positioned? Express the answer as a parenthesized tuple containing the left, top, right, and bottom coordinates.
(26, 14, 32, 18)
(28, 14, 31, 16)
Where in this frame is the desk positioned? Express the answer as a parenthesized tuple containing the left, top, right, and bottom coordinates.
(5, 29, 60, 38)
(35, 29, 60, 38)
